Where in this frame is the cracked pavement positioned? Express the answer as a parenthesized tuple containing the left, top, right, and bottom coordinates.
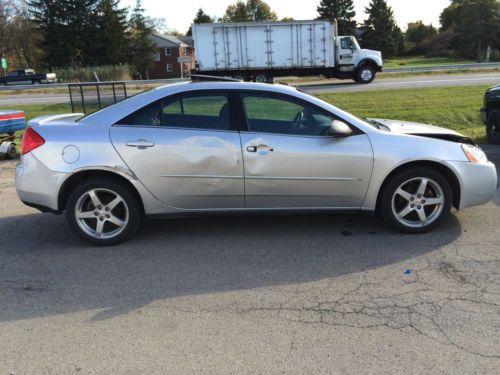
(0, 146, 499, 374)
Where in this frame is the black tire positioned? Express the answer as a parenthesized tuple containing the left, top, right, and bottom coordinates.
(254, 72, 271, 83)
(380, 167, 453, 233)
(356, 65, 376, 84)
(232, 73, 247, 81)
(486, 109, 500, 145)
(65, 178, 142, 246)
(5, 143, 17, 160)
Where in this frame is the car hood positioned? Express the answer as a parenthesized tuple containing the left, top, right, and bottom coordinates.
(368, 118, 476, 145)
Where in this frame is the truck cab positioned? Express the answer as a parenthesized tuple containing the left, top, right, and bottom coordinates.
(336, 36, 383, 83)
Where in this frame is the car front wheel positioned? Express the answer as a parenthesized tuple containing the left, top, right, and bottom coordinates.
(380, 168, 452, 233)
(65, 178, 141, 245)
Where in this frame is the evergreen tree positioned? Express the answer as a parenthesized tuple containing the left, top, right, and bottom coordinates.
(94, 0, 129, 65)
(65, 0, 100, 66)
(28, 0, 70, 67)
(360, 0, 401, 57)
(316, 0, 356, 35)
(128, 0, 156, 77)
(186, 8, 212, 36)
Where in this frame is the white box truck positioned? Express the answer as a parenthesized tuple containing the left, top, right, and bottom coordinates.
(191, 20, 383, 84)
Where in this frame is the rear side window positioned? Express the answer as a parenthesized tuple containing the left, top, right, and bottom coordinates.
(117, 93, 230, 131)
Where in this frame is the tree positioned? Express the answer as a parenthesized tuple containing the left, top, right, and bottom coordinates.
(93, 0, 129, 65)
(220, 0, 277, 22)
(28, 0, 72, 67)
(440, 0, 500, 61)
(128, 0, 156, 77)
(406, 21, 437, 45)
(9, 2, 44, 69)
(186, 8, 212, 36)
(316, 0, 356, 35)
(360, 0, 402, 57)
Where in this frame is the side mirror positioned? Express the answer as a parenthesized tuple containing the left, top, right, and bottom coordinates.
(328, 120, 352, 137)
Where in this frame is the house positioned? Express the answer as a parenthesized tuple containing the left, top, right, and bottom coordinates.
(149, 34, 195, 79)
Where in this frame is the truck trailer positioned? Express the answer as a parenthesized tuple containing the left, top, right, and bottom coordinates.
(191, 20, 383, 84)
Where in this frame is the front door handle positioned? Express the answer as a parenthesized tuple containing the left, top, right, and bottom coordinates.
(246, 144, 274, 154)
(126, 139, 155, 148)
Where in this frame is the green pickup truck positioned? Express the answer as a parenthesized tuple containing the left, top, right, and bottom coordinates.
(481, 84, 500, 144)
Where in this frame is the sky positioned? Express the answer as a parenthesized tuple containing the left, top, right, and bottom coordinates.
(121, 0, 451, 34)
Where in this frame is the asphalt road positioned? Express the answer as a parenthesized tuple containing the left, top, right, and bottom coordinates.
(0, 73, 499, 106)
(0, 146, 499, 373)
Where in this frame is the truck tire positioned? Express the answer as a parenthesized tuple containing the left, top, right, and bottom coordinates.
(356, 66, 376, 84)
(255, 73, 271, 83)
(232, 73, 247, 81)
(486, 109, 500, 145)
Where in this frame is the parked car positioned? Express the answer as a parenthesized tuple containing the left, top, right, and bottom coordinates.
(0, 69, 57, 85)
(481, 84, 500, 144)
(16, 80, 496, 245)
(192, 20, 382, 84)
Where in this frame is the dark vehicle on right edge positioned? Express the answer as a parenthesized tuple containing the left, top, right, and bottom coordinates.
(481, 84, 500, 144)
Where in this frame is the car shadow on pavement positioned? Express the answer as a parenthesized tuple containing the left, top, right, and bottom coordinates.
(0, 211, 462, 322)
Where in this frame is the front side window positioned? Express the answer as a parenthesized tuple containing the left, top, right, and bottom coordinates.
(117, 93, 230, 131)
(341, 37, 353, 50)
(241, 93, 334, 136)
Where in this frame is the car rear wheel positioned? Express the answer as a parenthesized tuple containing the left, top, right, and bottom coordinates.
(380, 168, 452, 233)
(486, 109, 500, 145)
(65, 178, 141, 245)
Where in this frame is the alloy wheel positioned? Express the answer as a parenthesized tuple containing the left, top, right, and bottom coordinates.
(391, 177, 445, 228)
(74, 188, 129, 239)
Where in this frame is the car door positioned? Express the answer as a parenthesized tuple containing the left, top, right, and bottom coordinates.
(238, 92, 373, 209)
(110, 91, 245, 210)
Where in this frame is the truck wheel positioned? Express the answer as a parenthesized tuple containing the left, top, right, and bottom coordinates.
(486, 109, 500, 145)
(5, 143, 17, 160)
(357, 66, 376, 84)
(255, 73, 271, 83)
(232, 73, 246, 81)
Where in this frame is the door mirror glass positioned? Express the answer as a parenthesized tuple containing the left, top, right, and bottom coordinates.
(328, 120, 352, 137)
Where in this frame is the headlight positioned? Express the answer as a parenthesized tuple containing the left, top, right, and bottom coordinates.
(462, 144, 488, 163)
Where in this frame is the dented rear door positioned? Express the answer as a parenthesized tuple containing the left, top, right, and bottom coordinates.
(110, 92, 244, 210)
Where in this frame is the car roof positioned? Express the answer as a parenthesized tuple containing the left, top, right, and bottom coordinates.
(80, 81, 300, 124)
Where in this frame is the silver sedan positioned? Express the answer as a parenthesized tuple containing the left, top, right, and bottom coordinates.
(16, 81, 497, 245)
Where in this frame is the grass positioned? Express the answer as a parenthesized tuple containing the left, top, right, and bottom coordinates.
(317, 85, 489, 142)
(383, 55, 473, 68)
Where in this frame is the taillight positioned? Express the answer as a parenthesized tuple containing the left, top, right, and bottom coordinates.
(20, 127, 45, 155)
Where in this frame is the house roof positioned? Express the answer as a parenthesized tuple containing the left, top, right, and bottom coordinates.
(150, 33, 192, 48)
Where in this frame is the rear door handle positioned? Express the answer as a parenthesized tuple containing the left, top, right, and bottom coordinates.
(126, 139, 155, 148)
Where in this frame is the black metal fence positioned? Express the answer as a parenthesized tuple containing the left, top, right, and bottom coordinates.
(68, 82, 128, 114)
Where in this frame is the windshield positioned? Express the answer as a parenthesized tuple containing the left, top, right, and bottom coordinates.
(351, 37, 360, 50)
